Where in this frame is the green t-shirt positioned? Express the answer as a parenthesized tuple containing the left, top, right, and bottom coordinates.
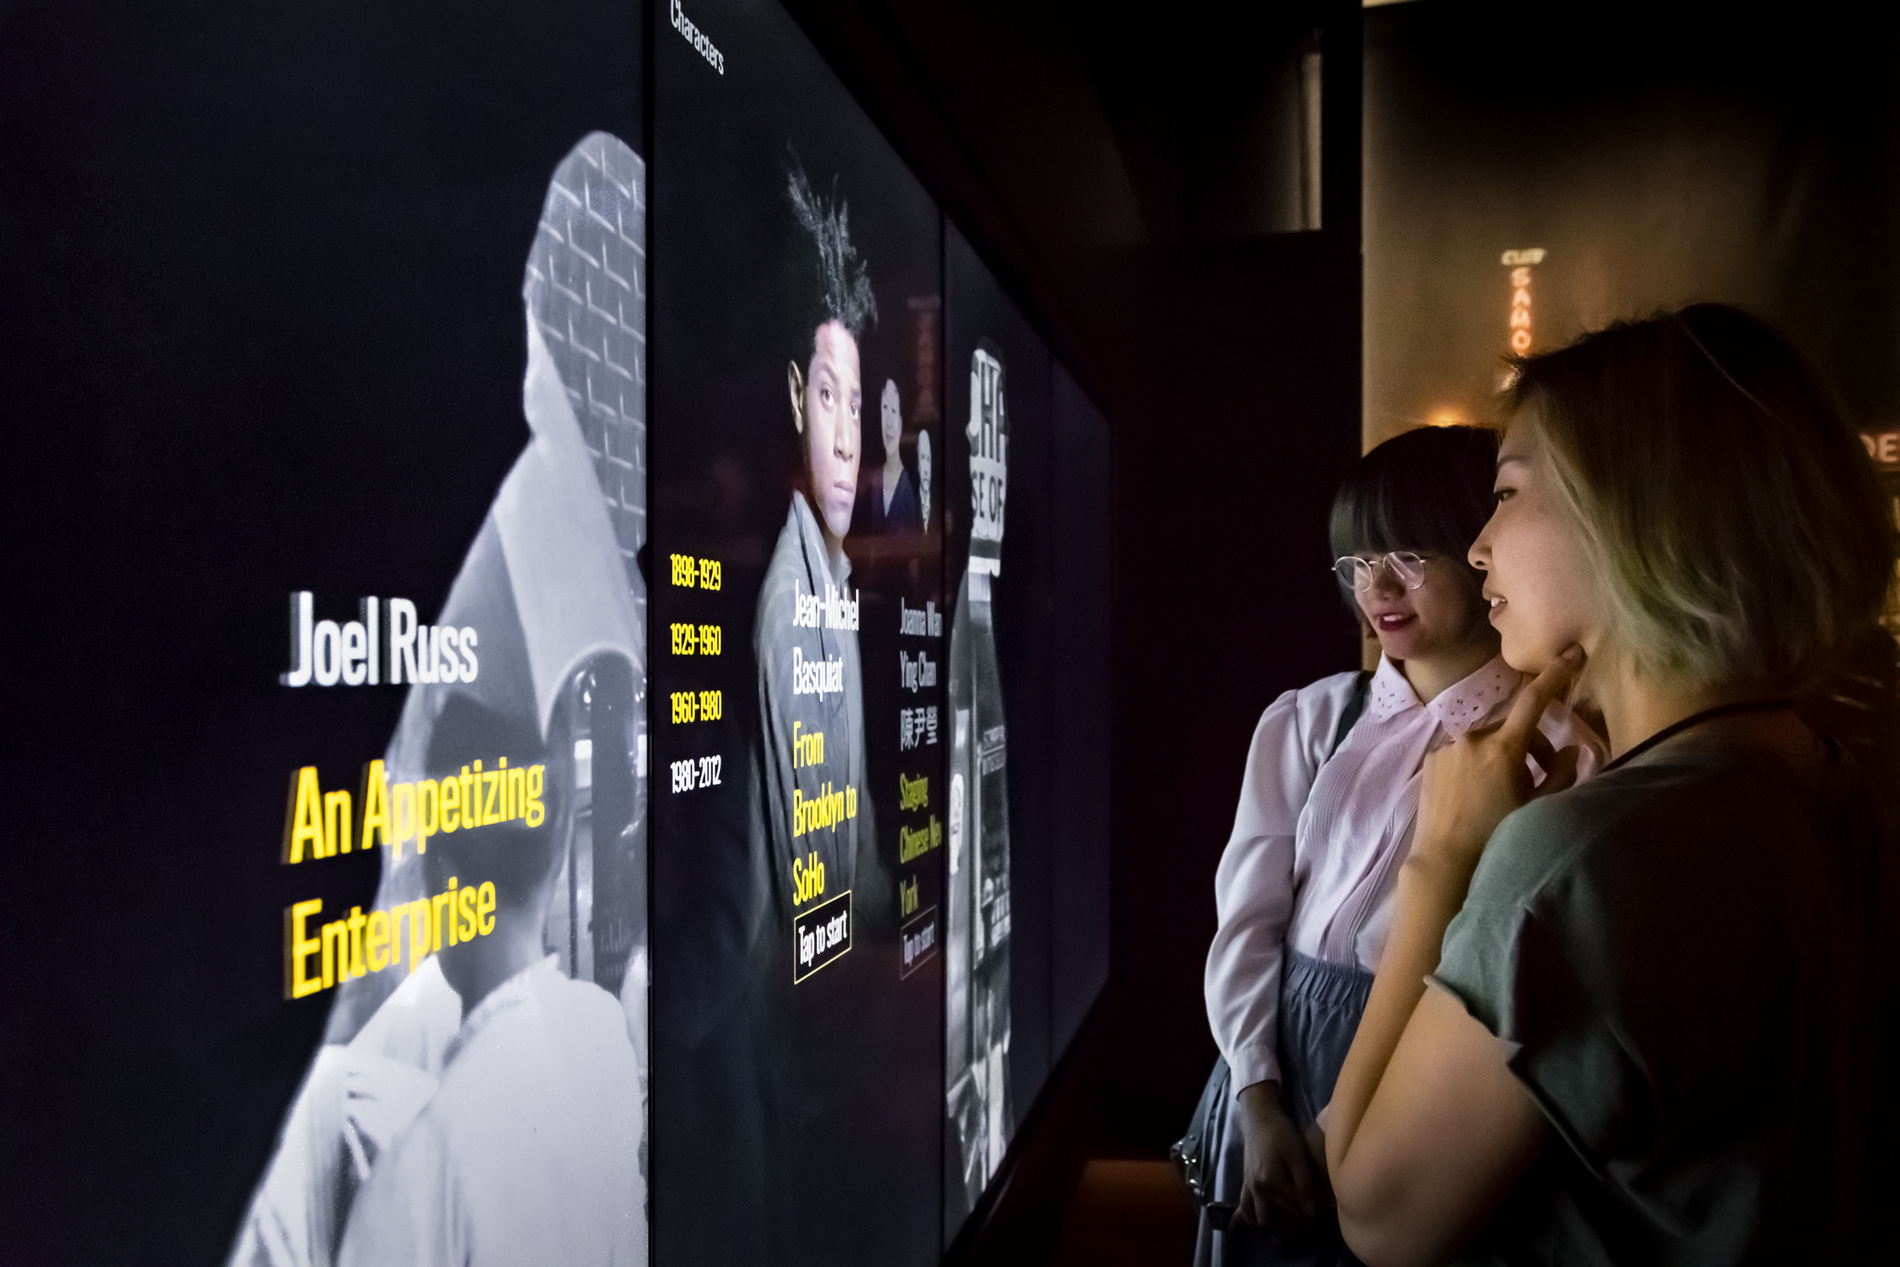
(1434, 735, 1895, 1265)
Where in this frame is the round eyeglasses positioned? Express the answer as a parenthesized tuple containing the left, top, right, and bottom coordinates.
(1333, 550, 1430, 593)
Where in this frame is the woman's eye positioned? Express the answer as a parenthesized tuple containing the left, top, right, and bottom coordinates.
(1494, 487, 1515, 502)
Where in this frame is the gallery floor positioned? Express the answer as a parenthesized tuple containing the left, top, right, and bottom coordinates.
(1047, 1160, 1198, 1267)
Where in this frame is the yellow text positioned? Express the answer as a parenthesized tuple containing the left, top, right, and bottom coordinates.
(791, 781, 856, 839)
(285, 878, 497, 999)
(286, 758, 543, 865)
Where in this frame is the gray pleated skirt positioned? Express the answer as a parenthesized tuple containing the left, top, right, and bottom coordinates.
(1193, 950, 1375, 1267)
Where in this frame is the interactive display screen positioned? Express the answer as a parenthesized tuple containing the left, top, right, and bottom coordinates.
(941, 224, 1053, 1228)
(647, 0, 944, 1261)
(940, 225, 1113, 1244)
(648, 2, 1110, 1256)
(236, 132, 653, 1267)
(2, 3, 654, 1262)
(1, 1, 1107, 1264)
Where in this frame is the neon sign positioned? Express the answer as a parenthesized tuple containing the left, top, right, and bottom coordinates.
(1860, 428, 1900, 469)
(1501, 248, 1546, 354)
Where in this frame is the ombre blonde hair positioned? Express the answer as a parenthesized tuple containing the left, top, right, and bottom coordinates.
(1507, 304, 1893, 693)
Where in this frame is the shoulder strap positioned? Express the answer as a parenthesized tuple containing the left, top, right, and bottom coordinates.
(1326, 670, 1374, 762)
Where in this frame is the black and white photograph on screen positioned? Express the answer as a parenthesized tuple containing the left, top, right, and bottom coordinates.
(939, 224, 1064, 1243)
(945, 340, 1014, 1216)
(230, 134, 650, 1267)
(918, 429, 934, 529)
(852, 376, 925, 538)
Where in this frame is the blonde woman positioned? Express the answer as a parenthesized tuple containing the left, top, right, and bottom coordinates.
(1326, 306, 1898, 1265)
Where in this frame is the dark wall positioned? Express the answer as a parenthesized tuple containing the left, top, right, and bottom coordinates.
(1365, 0, 1900, 446)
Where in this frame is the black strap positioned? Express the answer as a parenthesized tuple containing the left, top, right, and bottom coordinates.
(1601, 697, 1797, 772)
(1327, 670, 1374, 761)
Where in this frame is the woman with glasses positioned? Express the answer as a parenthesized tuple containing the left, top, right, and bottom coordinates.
(1325, 308, 1898, 1265)
(1201, 425, 1605, 1267)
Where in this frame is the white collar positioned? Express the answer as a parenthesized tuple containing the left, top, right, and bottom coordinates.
(1368, 653, 1520, 738)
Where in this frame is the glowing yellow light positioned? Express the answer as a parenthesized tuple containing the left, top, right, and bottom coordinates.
(1862, 429, 1900, 467)
(1427, 407, 1470, 428)
(1502, 250, 1544, 356)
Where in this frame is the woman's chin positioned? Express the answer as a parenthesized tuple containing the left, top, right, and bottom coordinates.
(1499, 634, 1564, 676)
(1374, 632, 1421, 663)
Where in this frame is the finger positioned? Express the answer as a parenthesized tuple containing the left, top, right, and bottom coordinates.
(1301, 1126, 1334, 1204)
(1496, 645, 1584, 752)
(1260, 1188, 1306, 1238)
(1266, 1210, 1309, 1238)
(1283, 1135, 1317, 1217)
(1523, 724, 1558, 774)
(1465, 706, 1553, 768)
(1534, 744, 1581, 797)
(1234, 1186, 1258, 1229)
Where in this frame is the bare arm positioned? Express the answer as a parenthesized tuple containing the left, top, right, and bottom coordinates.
(1326, 863, 1549, 1267)
(1326, 649, 1584, 1267)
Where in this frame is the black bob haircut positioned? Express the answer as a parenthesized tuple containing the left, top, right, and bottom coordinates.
(422, 693, 560, 908)
(1328, 424, 1500, 605)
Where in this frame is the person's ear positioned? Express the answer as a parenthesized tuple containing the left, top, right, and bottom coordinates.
(787, 361, 807, 436)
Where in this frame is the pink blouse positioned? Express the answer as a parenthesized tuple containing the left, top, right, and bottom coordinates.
(1204, 654, 1606, 1095)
